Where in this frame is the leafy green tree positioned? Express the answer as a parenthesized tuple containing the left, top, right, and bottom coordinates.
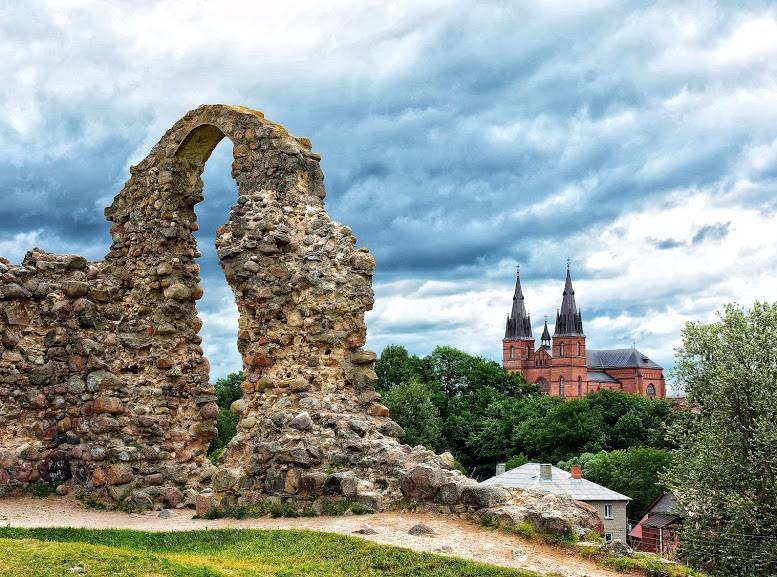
(382, 379, 443, 450)
(375, 345, 433, 392)
(582, 389, 674, 450)
(505, 453, 528, 470)
(666, 303, 777, 576)
(215, 371, 243, 409)
(511, 396, 606, 463)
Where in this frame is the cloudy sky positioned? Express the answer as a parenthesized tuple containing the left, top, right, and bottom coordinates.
(2, 1, 777, 385)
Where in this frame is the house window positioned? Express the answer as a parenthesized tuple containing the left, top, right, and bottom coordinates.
(604, 504, 613, 519)
(559, 376, 565, 397)
(646, 383, 656, 399)
(578, 376, 582, 397)
(509, 346, 515, 360)
(605, 533, 613, 543)
(559, 342, 565, 357)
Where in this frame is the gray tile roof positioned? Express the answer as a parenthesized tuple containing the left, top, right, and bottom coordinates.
(649, 492, 686, 517)
(587, 348, 662, 370)
(642, 513, 683, 528)
(483, 463, 631, 502)
(586, 370, 619, 383)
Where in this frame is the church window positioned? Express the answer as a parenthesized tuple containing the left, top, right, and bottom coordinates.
(578, 376, 582, 397)
(576, 342, 581, 356)
(559, 376, 565, 397)
(537, 378, 549, 394)
(524, 346, 530, 359)
(509, 346, 515, 360)
(646, 383, 656, 399)
(559, 342, 565, 357)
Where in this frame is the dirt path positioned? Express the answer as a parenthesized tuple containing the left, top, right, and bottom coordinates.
(0, 496, 624, 577)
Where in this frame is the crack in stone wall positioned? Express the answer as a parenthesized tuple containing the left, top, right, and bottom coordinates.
(0, 105, 602, 535)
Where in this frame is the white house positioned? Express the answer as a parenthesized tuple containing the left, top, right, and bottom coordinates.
(484, 462, 631, 542)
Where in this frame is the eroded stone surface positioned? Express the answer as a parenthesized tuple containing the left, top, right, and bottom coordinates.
(0, 105, 600, 536)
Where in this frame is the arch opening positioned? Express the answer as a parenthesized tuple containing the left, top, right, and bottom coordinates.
(194, 137, 241, 382)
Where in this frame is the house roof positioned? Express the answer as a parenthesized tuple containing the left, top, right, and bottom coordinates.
(587, 348, 663, 370)
(647, 492, 686, 517)
(642, 513, 683, 529)
(586, 370, 619, 383)
(483, 463, 631, 502)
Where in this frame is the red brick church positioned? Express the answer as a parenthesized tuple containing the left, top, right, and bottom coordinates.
(502, 266, 666, 399)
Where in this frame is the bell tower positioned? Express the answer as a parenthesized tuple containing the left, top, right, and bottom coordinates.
(551, 262, 587, 397)
(503, 266, 534, 371)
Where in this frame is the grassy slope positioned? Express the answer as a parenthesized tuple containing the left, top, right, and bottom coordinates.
(0, 527, 540, 577)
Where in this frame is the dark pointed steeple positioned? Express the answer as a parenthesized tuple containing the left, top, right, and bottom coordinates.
(505, 266, 532, 339)
(541, 317, 551, 348)
(554, 261, 584, 336)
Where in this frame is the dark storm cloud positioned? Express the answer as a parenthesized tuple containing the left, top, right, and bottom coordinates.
(1, 1, 776, 378)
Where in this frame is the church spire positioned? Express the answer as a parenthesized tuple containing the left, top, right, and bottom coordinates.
(505, 266, 532, 339)
(554, 262, 584, 336)
(541, 316, 551, 348)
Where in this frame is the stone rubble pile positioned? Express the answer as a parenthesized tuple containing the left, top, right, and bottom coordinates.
(0, 105, 601, 538)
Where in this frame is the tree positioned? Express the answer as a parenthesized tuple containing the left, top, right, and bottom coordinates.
(375, 345, 432, 392)
(582, 389, 674, 450)
(208, 371, 244, 460)
(382, 379, 443, 450)
(666, 303, 777, 576)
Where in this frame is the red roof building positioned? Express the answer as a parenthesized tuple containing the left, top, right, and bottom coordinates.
(502, 266, 666, 398)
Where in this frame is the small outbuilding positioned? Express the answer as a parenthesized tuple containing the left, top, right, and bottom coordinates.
(484, 462, 631, 542)
(629, 492, 685, 556)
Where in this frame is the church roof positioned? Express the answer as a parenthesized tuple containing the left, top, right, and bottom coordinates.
(587, 348, 663, 370)
(505, 268, 532, 339)
(586, 370, 619, 383)
(554, 265, 584, 336)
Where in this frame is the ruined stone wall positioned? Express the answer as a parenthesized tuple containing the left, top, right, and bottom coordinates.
(0, 104, 401, 506)
(0, 105, 602, 536)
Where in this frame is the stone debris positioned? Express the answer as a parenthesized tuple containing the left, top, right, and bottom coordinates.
(408, 523, 436, 536)
(352, 524, 378, 535)
(0, 104, 601, 538)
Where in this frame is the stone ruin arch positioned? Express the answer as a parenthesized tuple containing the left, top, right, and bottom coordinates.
(0, 105, 600, 533)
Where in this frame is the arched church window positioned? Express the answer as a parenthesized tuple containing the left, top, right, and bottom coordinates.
(646, 383, 656, 399)
(537, 377, 549, 394)
(576, 342, 581, 356)
(578, 376, 582, 397)
(559, 342, 565, 357)
(559, 376, 565, 397)
(524, 345, 530, 359)
(509, 346, 515, 360)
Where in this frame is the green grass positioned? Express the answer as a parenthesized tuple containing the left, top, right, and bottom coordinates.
(578, 544, 705, 577)
(0, 527, 541, 577)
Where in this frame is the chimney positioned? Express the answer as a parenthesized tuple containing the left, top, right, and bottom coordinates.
(571, 464, 582, 479)
(540, 463, 552, 481)
(496, 463, 506, 476)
